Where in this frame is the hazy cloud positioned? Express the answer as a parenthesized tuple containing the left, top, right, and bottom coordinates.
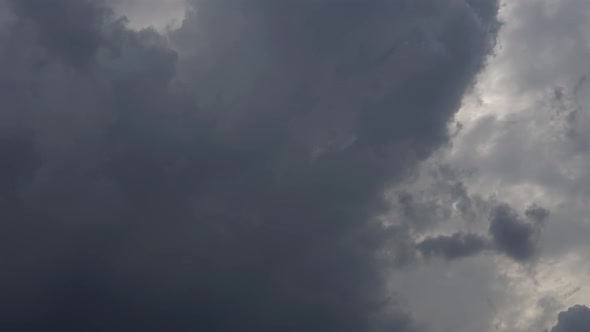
(525, 203, 550, 224)
(417, 232, 491, 261)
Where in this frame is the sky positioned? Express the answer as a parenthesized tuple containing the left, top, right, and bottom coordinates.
(0, 0, 589, 331)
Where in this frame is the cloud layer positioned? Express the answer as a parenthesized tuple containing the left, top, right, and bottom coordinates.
(0, 0, 502, 331)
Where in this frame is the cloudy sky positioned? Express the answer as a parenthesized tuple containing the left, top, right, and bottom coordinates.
(1, 0, 589, 331)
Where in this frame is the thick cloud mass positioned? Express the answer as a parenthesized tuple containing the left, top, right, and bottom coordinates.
(551, 305, 590, 332)
(488, 203, 540, 262)
(8, 0, 108, 68)
(414, 201, 547, 263)
(0, 0, 499, 331)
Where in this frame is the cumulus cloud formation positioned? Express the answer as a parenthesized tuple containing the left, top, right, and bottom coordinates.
(0, 0, 500, 331)
(414, 201, 548, 263)
(8, 0, 109, 68)
(425, 0, 590, 329)
(488, 203, 542, 262)
(550, 305, 590, 332)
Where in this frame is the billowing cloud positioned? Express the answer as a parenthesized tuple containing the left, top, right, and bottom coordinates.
(421, 0, 590, 330)
(414, 200, 548, 263)
(0, 0, 500, 331)
(488, 203, 541, 262)
(550, 305, 590, 332)
(7, 0, 109, 68)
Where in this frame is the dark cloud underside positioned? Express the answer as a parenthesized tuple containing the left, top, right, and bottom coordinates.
(0, 0, 499, 331)
(488, 203, 540, 262)
(551, 305, 590, 332)
(525, 203, 550, 224)
(417, 232, 490, 261)
(414, 201, 548, 263)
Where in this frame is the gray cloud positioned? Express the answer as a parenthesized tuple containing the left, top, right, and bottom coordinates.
(387, 160, 491, 235)
(550, 305, 590, 332)
(371, 0, 590, 329)
(0, 0, 499, 331)
(417, 232, 491, 261)
(489, 203, 541, 262)
(414, 201, 548, 263)
(525, 203, 550, 224)
(392, 159, 549, 265)
(7, 0, 110, 68)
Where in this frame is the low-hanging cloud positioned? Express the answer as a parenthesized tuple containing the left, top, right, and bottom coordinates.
(550, 305, 590, 332)
(0, 0, 500, 331)
(415, 201, 548, 263)
(488, 202, 542, 262)
(417, 232, 491, 261)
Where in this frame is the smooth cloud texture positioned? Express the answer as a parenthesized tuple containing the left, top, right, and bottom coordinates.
(0, 0, 499, 331)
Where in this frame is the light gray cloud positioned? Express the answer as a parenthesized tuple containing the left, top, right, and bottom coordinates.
(430, 0, 590, 329)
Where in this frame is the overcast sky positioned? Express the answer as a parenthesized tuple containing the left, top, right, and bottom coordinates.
(1, 1, 589, 331)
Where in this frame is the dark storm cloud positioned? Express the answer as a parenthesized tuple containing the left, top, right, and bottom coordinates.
(7, 0, 110, 68)
(489, 203, 541, 262)
(0, 0, 499, 331)
(416, 232, 491, 261)
(414, 201, 548, 263)
(550, 305, 590, 332)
